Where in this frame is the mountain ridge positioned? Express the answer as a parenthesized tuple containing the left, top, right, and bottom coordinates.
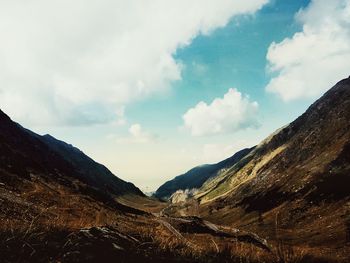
(197, 77, 350, 203)
(154, 147, 254, 199)
(40, 133, 143, 197)
(0, 109, 144, 200)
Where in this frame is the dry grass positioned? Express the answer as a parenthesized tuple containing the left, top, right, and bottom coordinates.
(273, 243, 307, 263)
(0, 211, 343, 263)
(0, 180, 347, 262)
(128, 217, 316, 263)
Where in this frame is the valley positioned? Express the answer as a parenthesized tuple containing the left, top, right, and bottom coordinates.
(0, 77, 350, 262)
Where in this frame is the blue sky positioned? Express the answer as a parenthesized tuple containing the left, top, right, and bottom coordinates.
(127, 0, 311, 132)
(1, 0, 349, 191)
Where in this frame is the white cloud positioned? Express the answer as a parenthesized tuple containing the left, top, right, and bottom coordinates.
(111, 123, 158, 144)
(266, 0, 350, 101)
(128, 123, 158, 143)
(0, 0, 268, 126)
(183, 88, 259, 136)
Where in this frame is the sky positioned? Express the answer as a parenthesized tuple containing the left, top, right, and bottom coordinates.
(0, 0, 349, 192)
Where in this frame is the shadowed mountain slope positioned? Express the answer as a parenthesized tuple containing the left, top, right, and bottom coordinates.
(154, 147, 254, 199)
(0, 111, 143, 197)
(40, 134, 144, 196)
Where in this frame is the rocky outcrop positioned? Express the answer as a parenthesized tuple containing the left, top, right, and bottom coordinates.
(60, 227, 140, 262)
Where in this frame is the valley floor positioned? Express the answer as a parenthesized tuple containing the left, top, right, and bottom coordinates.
(0, 180, 349, 263)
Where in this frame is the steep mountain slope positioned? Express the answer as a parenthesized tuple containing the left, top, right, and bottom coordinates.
(0, 111, 143, 197)
(154, 147, 253, 199)
(41, 134, 143, 196)
(196, 77, 350, 252)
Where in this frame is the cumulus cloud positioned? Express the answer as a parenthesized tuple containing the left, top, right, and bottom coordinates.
(128, 124, 158, 143)
(183, 88, 259, 136)
(111, 123, 158, 144)
(0, 0, 268, 126)
(266, 0, 350, 101)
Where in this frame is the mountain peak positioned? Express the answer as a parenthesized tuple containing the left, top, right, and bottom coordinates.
(0, 108, 12, 123)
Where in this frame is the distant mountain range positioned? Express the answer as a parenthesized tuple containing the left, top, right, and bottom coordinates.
(154, 147, 254, 199)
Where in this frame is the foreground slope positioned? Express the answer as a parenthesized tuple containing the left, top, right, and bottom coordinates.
(196, 77, 350, 253)
(154, 147, 253, 199)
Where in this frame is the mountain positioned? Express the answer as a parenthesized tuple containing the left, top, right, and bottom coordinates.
(193, 77, 350, 252)
(40, 134, 144, 196)
(154, 147, 254, 199)
(0, 110, 143, 198)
